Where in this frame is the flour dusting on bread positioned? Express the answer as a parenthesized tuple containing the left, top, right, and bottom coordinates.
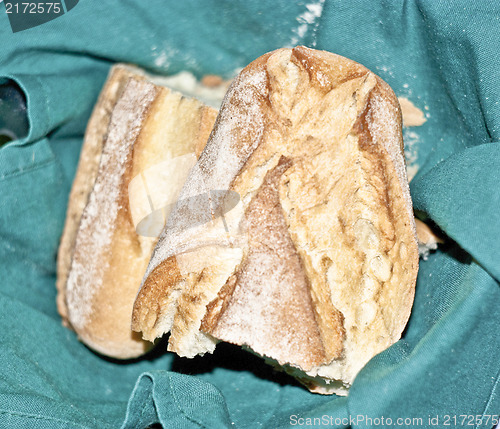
(58, 66, 218, 359)
(66, 79, 158, 330)
(132, 47, 418, 395)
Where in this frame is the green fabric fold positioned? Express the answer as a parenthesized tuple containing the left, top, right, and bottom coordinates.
(1, 1, 499, 428)
(411, 143, 500, 281)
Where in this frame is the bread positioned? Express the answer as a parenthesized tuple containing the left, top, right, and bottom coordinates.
(57, 64, 217, 358)
(415, 218, 443, 260)
(132, 46, 419, 395)
(57, 64, 140, 326)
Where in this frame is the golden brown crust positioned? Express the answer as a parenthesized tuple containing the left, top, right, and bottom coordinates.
(131, 256, 183, 342)
(56, 65, 145, 326)
(202, 156, 342, 370)
(59, 68, 217, 359)
(133, 46, 418, 393)
(195, 107, 218, 158)
(398, 97, 427, 127)
(416, 218, 443, 246)
(415, 218, 443, 260)
(65, 77, 159, 358)
(201, 75, 225, 88)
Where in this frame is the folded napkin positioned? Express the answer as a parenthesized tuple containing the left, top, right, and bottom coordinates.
(0, 1, 498, 427)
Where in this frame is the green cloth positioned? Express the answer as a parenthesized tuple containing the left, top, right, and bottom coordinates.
(1, 1, 499, 427)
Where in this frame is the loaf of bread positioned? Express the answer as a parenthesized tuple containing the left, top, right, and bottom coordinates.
(132, 46, 419, 395)
(57, 64, 217, 358)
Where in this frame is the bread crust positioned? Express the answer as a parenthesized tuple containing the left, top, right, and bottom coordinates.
(58, 66, 217, 358)
(132, 46, 418, 393)
(57, 65, 146, 326)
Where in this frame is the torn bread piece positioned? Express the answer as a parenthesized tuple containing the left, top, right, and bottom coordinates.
(415, 218, 443, 260)
(132, 46, 419, 394)
(57, 64, 217, 358)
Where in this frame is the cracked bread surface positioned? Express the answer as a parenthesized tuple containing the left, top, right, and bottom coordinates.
(133, 46, 418, 394)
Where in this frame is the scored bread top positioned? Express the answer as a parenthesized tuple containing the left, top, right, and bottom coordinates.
(56, 65, 147, 326)
(60, 65, 217, 359)
(133, 46, 418, 393)
(65, 77, 159, 357)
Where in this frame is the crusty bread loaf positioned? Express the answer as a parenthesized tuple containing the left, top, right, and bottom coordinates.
(57, 64, 217, 358)
(57, 65, 144, 325)
(132, 46, 419, 394)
